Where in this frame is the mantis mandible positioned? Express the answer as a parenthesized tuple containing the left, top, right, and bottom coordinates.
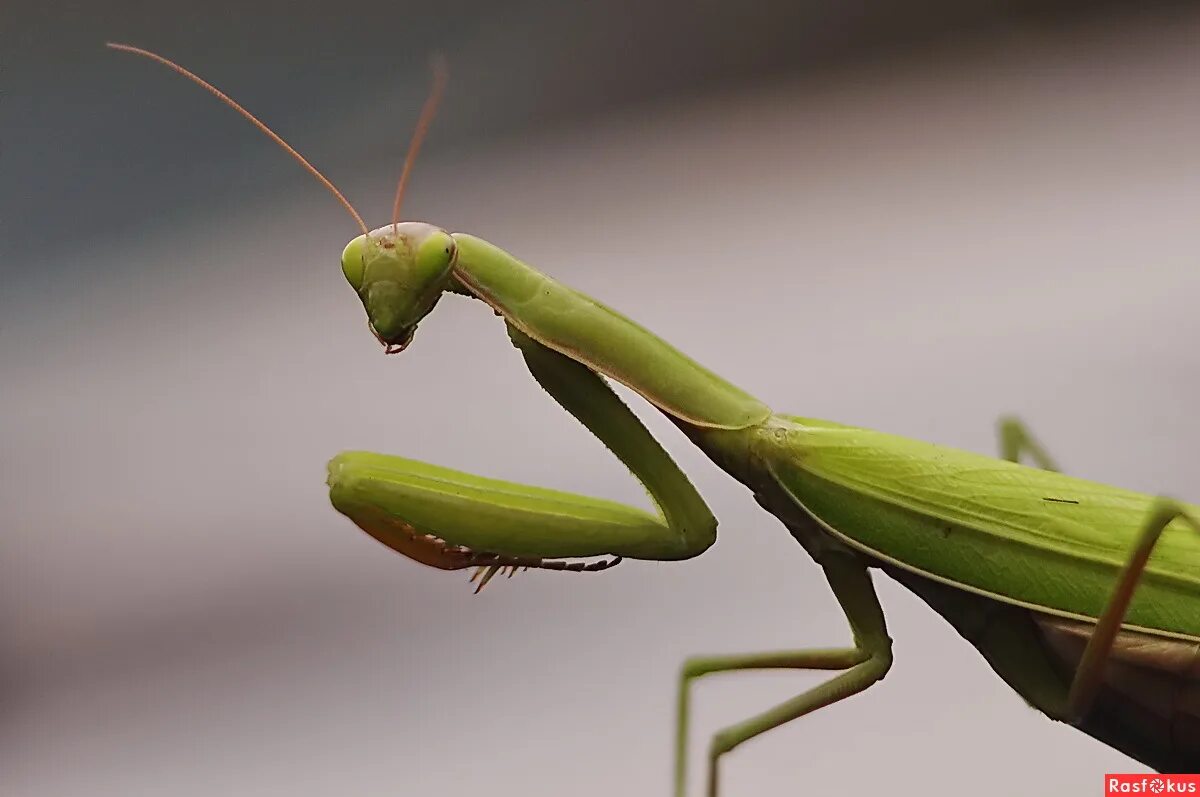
(110, 42, 1200, 792)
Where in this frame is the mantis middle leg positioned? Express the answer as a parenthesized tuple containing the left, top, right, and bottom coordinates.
(997, 416, 1060, 471)
(674, 551, 892, 797)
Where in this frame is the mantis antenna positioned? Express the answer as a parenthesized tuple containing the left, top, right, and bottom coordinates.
(391, 54, 449, 236)
(106, 42, 370, 236)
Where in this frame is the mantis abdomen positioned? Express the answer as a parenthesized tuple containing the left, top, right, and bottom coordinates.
(1039, 615, 1200, 769)
(733, 415, 1200, 772)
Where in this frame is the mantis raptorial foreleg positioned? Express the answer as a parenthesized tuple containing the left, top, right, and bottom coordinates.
(998, 416, 1060, 472)
(505, 325, 718, 559)
(675, 552, 892, 797)
(327, 325, 717, 571)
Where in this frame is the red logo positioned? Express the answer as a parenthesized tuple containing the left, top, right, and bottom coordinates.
(1107, 775, 1200, 795)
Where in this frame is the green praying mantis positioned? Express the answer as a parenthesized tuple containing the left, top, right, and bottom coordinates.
(109, 43, 1200, 793)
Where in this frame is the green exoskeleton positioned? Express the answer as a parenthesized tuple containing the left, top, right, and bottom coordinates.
(111, 42, 1200, 793)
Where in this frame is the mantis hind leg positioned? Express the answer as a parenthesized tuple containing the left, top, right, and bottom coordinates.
(993, 424, 1198, 721)
(997, 416, 1060, 471)
(1066, 498, 1200, 719)
(675, 552, 892, 797)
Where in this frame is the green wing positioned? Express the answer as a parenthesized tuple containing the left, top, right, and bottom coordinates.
(767, 416, 1200, 640)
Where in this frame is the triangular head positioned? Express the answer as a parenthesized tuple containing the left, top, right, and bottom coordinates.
(340, 223, 457, 352)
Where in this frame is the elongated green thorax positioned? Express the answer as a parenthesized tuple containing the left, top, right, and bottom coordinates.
(338, 225, 771, 428)
(449, 234, 770, 430)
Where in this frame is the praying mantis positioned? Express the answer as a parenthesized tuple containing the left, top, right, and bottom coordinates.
(109, 42, 1200, 794)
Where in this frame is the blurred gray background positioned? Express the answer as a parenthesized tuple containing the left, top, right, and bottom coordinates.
(5, 2, 1200, 794)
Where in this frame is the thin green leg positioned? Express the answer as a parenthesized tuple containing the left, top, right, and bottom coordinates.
(674, 552, 892, 797)
(997, 416, 1060, 471)
(1066, 498, 1200, 719)
(992, 425, 1199, 724)
(995, 423, 1199, 721)
(675, 649, 864, 797)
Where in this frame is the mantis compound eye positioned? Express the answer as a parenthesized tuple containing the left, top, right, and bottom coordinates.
(340, 235, 369, 290)
(412, 228, 456, 280)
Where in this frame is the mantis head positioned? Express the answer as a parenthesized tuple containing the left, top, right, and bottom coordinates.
(337, 54, 451, 353)
(104, 43, 451, 354)
(340, 223, 457, 352)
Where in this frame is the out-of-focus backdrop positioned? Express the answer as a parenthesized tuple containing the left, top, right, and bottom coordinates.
(5, 2, 1200, 794)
